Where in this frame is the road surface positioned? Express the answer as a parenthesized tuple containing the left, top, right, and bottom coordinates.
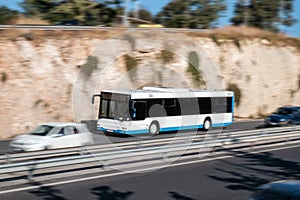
(1, 143, 299, 200)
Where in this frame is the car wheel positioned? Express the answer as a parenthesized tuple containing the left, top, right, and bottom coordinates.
(287, 120, 293, 126)
(149, 121, 160, 136)
(203, 118, 212, 131)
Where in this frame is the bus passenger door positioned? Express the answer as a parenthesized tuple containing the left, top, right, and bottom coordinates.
(134, 101, 146, 120)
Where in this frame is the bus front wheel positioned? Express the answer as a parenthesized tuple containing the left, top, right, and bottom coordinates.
(149, 121, 160, 135)
(203, 118, 212, 131)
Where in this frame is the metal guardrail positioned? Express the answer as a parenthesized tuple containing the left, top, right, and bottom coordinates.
(1, 126, 300, 181)
(1, 125, 299, 164)
(0, 25, 122, 30)
(0, 25, 210, 33)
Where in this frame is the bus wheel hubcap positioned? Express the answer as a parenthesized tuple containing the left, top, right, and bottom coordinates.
(150, 123, 158, 135)
(150, 125, 157, 133)
(204, 120, 210, 130)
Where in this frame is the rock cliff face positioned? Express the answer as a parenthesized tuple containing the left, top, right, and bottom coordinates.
(202, 38, 300, 117)
(0, 30, 299, 138)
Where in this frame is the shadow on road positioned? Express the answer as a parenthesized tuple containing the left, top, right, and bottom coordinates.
(30, 185, 67, 200)
(91, 185, 133, 200)
(169, 191, 196, 200)
(207, 150, 300, 191)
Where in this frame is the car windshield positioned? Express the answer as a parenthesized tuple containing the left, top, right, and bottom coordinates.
(274, 108, 292, 115)
(30, 125, 54, 136)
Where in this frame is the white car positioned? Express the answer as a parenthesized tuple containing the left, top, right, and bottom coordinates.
(10, 122, 94, 152)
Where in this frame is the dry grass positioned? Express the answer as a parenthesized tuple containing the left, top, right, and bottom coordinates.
(186, 25, 300, 51)
(0, 29, 124, 42)
(187, 25, 284, 39)
(11, 14, 50, 25)
(0, 14, 124, 41)
(0, 25, 299, 51)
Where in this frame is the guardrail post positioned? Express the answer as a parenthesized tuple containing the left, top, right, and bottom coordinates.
(138, 140, 143, 148)
(185, 137, 191, 144)
(261, 129, 267, 135)
(250, 141, 255, 150)
(162, 152, 168, 161)
(79, 146, 86, 155)
(101, 160, 108, 170)
(285, 137, 290, 143)
(27, 162, 36, 181)
(5, 153, 11, 164)
(210, 146, 217, 154)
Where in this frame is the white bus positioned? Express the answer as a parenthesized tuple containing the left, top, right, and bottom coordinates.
(92, 87, 234, 135)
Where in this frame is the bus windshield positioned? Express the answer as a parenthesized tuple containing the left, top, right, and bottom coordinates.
(100, 99, 130, 120)
(109, 100, 129, 120)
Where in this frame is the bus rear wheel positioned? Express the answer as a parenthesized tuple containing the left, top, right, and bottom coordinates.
(203, 118, 212, 131)
(149, 121, 160, 136)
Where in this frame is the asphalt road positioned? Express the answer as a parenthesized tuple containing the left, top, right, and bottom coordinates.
(0, 120, 264, 153)
(1, 144, 299, 200)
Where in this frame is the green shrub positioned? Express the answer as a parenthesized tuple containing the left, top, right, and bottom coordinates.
(187, 51, 206, 88)
(298, 74, 300, 90)
(159, 49, 175, 64)
(290, 89, 297, 99)
(80, 56, 98, 79)
(124, 54, 137, 72)
(231, 37, 241, 50)
(227, 83, 242, 107)
(210, 34, 222, 46)
(20, 33, 34, 41)
(34, 99, 43, 107)
(1, 72, 7, 83)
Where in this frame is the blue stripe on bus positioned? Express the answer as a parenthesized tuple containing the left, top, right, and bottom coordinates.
(98, 122, 232, 135)
(232, 95, 235, 122)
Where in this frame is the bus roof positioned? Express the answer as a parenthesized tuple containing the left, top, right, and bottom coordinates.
(101, 87, 234, 99)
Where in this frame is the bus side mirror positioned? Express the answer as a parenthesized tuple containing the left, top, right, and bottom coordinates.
(131, 101, 135, 109)
(92, 94, 101, 104)
(130, 101, 136, 119)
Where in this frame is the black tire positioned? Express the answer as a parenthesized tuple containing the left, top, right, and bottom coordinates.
(203, 118, 212, 131)
(149, 121, 160, 135)
(286, 120, 293, 126)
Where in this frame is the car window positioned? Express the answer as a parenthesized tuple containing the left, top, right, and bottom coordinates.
(64, 126, 78, 135)
(275, 108, 292, 115)
(292, 110, 298, 115)
(30, 125, 54, 136)
(56, 128, 65, 136)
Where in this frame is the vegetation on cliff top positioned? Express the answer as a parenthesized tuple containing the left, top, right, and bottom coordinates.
(0, 26, 299, 52)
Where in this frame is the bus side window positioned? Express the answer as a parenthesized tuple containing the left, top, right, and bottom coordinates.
(164, 99, 176, 116)
(198, 98, 212, 114)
